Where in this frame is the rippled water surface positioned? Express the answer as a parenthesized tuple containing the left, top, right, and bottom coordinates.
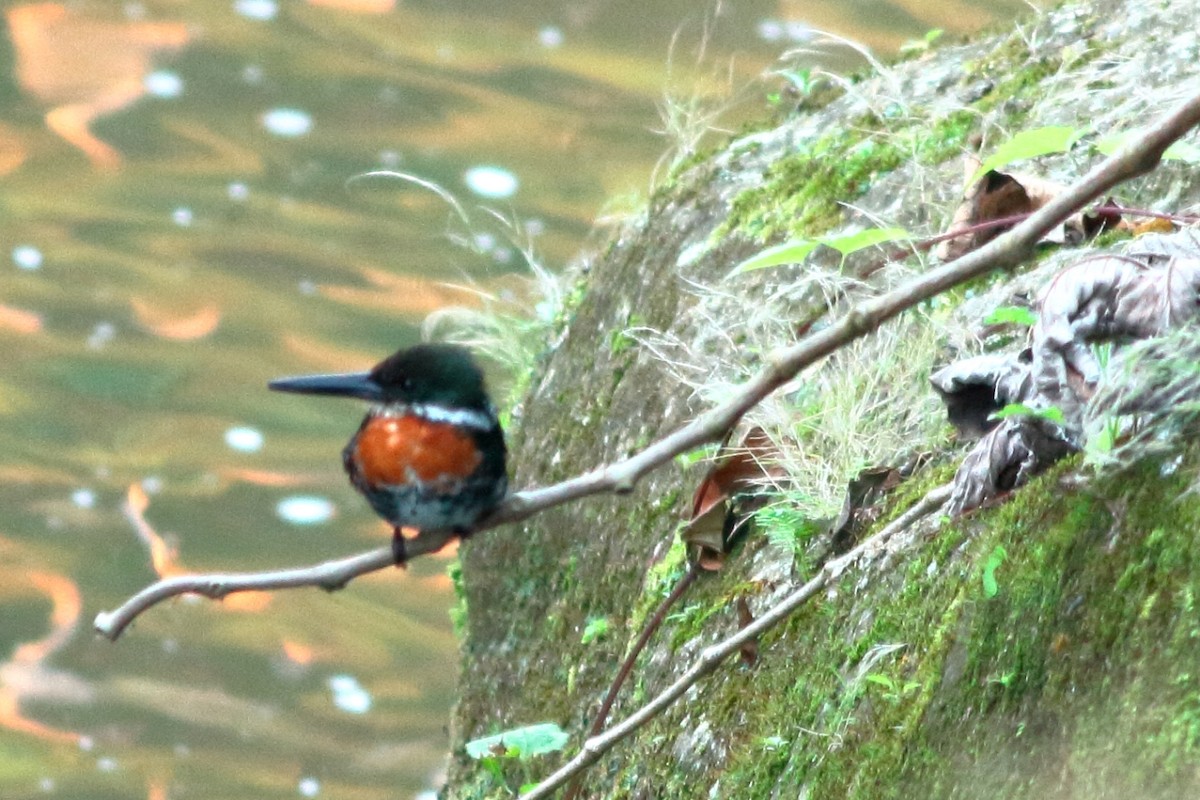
(1, 1, 1028, 797)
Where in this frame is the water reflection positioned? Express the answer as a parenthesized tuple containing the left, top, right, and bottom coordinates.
(6, 2, 189, 169)
(0, 0, 1032, 797)
(0, 571, 88, 745)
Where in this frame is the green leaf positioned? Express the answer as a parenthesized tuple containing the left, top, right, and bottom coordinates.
(991, 403, 1066, 426)
(727, 239, 820, 276)
(864, 673, 897, 690)
(1163, 140, 1200, 164)
(818, 226, 911, 256)
(971, 126, 1084, 184)
(776, 68, 812, 93)
(581, 616, 609, 645)
(900, 27, 944, 54)
(982, 544, 1007, 598)
(728, 226, 910, 277)
(983, 305, 1038, 327)
(479, 755, 505, 783)
(465, 723, 569, 761)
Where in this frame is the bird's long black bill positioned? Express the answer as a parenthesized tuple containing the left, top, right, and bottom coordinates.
(268, 371, 384, 401)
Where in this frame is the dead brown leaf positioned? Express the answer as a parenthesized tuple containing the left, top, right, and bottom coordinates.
(681, 427, 784, 571)
(937, 155, 1125, 260)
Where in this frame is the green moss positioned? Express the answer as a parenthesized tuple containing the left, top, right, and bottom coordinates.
(720, 129, 907, 243)
(716, 103, 981, 247)
(912, 109, 978, 164)
(589, 449, 1200, 798)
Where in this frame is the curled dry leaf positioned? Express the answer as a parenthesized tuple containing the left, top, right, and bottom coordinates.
(682, 427, 783, 571)
(946, 416, 1075, 515)
(1034, 254, 1200, 424)
(935, 236, 1200, 514)
(936, 155, 1125, 261)
(930, 351, 1036, 438)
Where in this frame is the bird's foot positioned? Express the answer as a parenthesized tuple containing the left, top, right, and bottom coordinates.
(391, 527, 409, 568)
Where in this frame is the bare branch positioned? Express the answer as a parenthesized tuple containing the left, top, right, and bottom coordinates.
(519, 483, 952, 800)
(93, 531, 456, 639)
(94, 89, 1200, 642)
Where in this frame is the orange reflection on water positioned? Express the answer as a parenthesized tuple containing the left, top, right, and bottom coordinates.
(218, 467, 318, 489)
(280, 640, 315, 666)
(123, 484, 272, 613)
(319, 266, 478, 316)
(130, 298, 221, 341)
(0, 570, 86, 744)
(146, 778, 168, 800)
(0, 304, 43, 334)
(6, 2, 188, 169)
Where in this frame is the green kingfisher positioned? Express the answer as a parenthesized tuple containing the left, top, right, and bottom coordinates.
(269, 343, 507, 562)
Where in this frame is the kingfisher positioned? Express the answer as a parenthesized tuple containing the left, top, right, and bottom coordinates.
(269, 343, 507, 562)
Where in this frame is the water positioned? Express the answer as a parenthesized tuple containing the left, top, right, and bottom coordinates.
(0, 1, 1028, 797)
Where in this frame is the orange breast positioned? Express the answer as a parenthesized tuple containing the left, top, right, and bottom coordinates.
(352, 414, 482, 487)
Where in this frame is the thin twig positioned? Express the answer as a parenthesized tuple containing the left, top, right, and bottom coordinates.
(519, 483, 952, 799)
(94, 89, 1200, 641)
(564, 562, 702, 800)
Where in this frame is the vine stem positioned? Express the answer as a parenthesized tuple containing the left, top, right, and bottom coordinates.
(95, 89, 1200, 644)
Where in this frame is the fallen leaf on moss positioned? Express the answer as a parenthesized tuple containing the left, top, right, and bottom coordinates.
(682, 427, 783, 570)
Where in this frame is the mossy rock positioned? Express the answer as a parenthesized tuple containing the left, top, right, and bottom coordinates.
(444, 0, 1200, 796)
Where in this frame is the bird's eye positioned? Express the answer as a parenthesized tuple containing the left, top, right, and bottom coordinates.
(402, 377, 414, 391)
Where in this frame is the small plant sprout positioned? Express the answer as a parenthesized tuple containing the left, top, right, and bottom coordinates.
(759, 734, 788, 751)
(581, 617, 610, 645)
(899, 28, 944, 56)
(775, 68, 813, 95)
(982, 544, 1008, 598)
(465, 723, 570, 760)
(1084, 342, 1122, 460)
(864, 672, 921, 705)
